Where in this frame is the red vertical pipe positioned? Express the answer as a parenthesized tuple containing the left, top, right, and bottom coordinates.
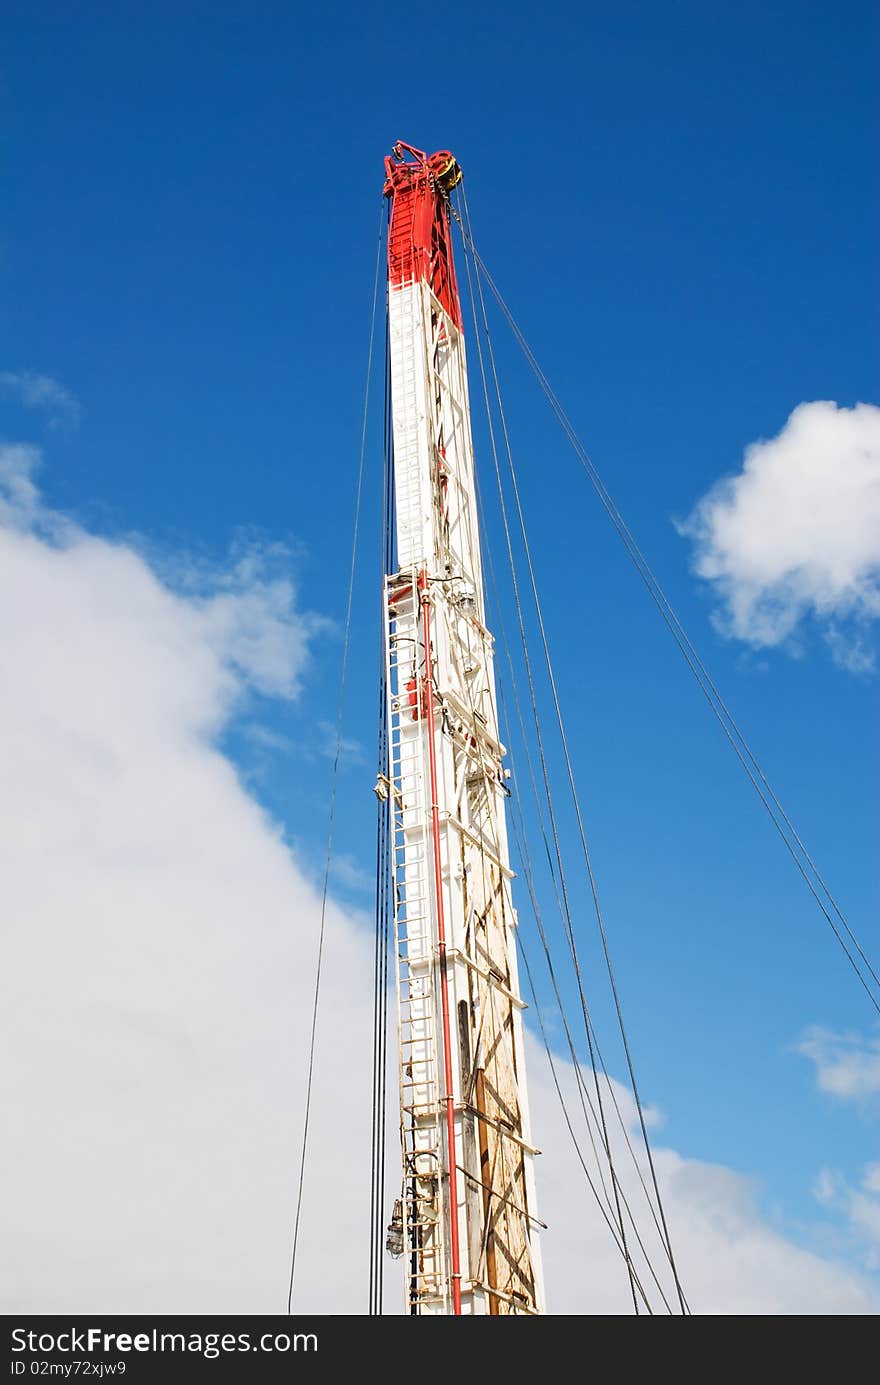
(419, 568, 463, 1315)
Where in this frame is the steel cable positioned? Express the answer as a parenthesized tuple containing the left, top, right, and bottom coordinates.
(458, 200, 643, 1314)
(454, 211, 879, 1018)
(460, 186, 689, 1312)
(287, 201, 385, 1313)
(490, 573, 691, 1312)
(369, 285, 394, 1313)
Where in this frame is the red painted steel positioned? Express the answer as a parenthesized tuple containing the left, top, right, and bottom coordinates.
(418, 568, 463, 1315)
(384, 142, 463, 329)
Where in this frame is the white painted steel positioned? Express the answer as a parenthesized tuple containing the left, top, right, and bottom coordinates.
(383, 273, 545, 1316)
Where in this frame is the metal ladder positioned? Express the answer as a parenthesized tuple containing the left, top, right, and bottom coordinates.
(384, 574, 449, 1312)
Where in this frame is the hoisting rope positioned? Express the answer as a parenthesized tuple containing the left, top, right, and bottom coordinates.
(491, 599, 677, 1311)
(453, 200, 879, 1020)
(515, 930, 665, 1314)
(510, 761, 678, 1314)
(438, 418, 554, 1312)
(478, 470, 674, 1310)
(458, 213, 644, 1315)
(369, 285, 394, 1315)
(487, 546, 691, 1312)
(286, 201, 385, 1314)
(477, 412, 690, 1313)
(459, 186, 689, 1314)
(455, 465, 675, 1313)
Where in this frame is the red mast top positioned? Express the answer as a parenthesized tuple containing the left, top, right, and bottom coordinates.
(384, 141, 463, 329)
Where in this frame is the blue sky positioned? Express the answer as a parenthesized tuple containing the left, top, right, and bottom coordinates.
(3, 1, 878, 1306)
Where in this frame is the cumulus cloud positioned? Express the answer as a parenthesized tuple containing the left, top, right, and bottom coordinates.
(797, 1026, 880, 1106)
(1, 441, 877, 1314)
(0, 444, 360, 1314)
(679, 401, 880, 669)
(0, 370, 81, 428)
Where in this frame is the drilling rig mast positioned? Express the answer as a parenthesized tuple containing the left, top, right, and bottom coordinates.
(381, 141, 545, 1316)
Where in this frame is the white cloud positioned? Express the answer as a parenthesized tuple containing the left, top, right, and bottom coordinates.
(329, 853, 374, 895)
(0, 370, 81, 428)
(0, 445, 362, 1314)
(529, 1043, 878, 1313)
(0, 443, 42, 528)
(797, 1026, 880, 1105)
(813, 1165, 880, 1271)
(1, 443, 877, 1314)
(851, 1186, 880, 1256)
(864, 1164, 880, 1195)
(679, 401, 880, 668)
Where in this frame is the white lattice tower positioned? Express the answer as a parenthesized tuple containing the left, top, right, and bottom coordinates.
(381, 142, 545, 1317)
